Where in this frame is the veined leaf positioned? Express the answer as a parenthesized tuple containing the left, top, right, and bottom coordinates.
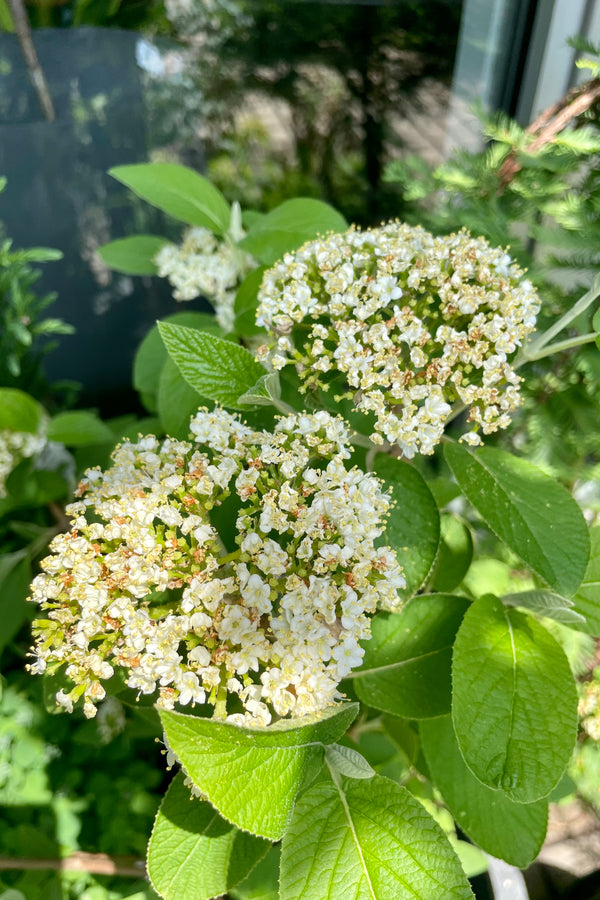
(157, 359, 203, 440)
(234, 267, 268, 336)
(353, 594, 470, 719)
(147, 772, 269, 900)
(573, 526, 600, 635)
(373, 455, 440, 601)
(421, 715, 548, 867)
(97, 235, 166, 275)
(280, 773, 473, 899)
(159, 703, 358, 840)
(158, 322, 266, 411)
(430, 515, 473, 592)
(109, 163, 231, 234)
(231, 846, 281, 900)
(452, 595, 578, 803)
(238, 199, 347, 266)
(237, 372, 281, 408)
(134, 312, 227, 400)
(445, 443, 589, 597)
(502, 589, 585, 625)
(324, 744, 375, 780)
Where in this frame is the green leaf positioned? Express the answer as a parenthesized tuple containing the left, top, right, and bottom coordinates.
(444, 443, 589, 597)
(158, 322, 267, 411)
(147, 772, 269, 900)
(502, 589, 585, 625)
(231, 846, 281, 900)
(97, 235, 166, 275)
(21, 247, 63, 262)
(238, 199, 348, 266)
(353, 594, 470, 719)
(47, 411, 115, 447)
(109, 164, 231, 234)
(573, 526, 600, 635)
(373, 455, 440, 601)
(159, 703, 358, 840)
(0, 389, 44, 434)
(134, 312, 226, 400)
(452, 594, 578, 803)
(237, 373, 281, 408)
(382, 716, 419, 767)
(421, 716, 548, 867)
(157, 359, 203, 440)
(279, 773, 473, 900)
(430, 515, 473, 592)
(0, 0, 15, 31)
(234, 267, 267, 336)
(452, 842, 487, 879)
(0, 552, 32, 654)
(324, 744, 375, 780)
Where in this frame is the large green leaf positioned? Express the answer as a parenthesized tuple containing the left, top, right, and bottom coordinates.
(0, 389, 44, 434)
(373, 455, 439, 601)
(353, 595, 470, 719)
(158, 322, 267, 410)
(97, 235, 166, 275)
(430, 515, 473, 592)
(159, 703, 358, 840)
(0, 552, 32, 655)
(47, 411, 115, 447)
(147, 772, 269, 900)
(452, 595, 578, 803)
(238, 199, 348, 266)
(421, 716, 548, 867)
(573, 526, 600, 635)
(234, 267, 268, 336)
(109, 164, 231, 234)
(445, 443, 589, 597)
(157, 359, 203, 440)
(279, 773, 473, 900)
(134, 312, 226, 399)
(231, 846, 281, 900)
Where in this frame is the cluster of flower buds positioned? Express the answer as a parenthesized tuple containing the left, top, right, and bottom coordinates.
(257, 223, 540, 457)
(579, 673, 600, 741)
(155, 226, 254, 331)
(28, 408, 404, 725)
(0, 429, 46, 498)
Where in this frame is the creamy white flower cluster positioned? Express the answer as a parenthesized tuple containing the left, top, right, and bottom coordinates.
(155, 227, 255, 331)
(256, 223, 540, 457)
(28, 408, 403, 725)
(579, 673, 600, 741)
(0, 430, 46, 498)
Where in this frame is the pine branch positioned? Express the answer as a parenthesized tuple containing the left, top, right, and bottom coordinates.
(497, 77, 600, 189)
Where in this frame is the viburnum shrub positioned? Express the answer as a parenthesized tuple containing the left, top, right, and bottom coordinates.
(24, 163, 600, 899)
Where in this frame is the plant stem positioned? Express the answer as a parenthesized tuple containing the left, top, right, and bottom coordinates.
(8, 0, 56, 121)
(524, 331, 598, 360)
(0, 853, 145, 878)
(520, 275, 600, 360)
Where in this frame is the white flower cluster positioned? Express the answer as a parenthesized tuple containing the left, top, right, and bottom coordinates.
(0, 430, 46, 498)
(155, 227, 255, 331)
(256, 223, 540, 457)
(579, 673, 600, 741)
(28, 408, 403, 725)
